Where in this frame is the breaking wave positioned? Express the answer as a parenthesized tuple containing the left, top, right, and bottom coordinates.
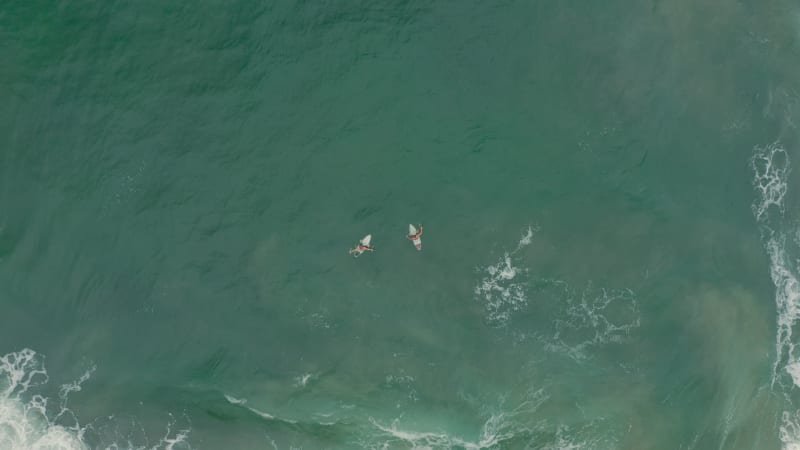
(0, 348, 191, 450)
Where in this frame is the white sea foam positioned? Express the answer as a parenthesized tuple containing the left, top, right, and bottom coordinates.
(751, 142, 800, 450)
(768, 234, 800, 387)
(750, 142, 800, 389)
(383, 374, 418, 403)
(223, 394, 247, 405)
(789, 362, 800, 388)
(543, 282, 640, 361)
(369, 395, 615, 449)
(369, 388, 548, 449)
(540, 424, 613, 450)
(294, 373, 313, 388)
(223, 394, 295, 424)
(0, 349, 87, 450)
(248, 408, 276, 421)
(782, 410, 800, 450)
(369, 413, 517, 449)
(474, 226, 536, 325)
(0, 349, 48, 398)
(0, 349, 191, 450)
(156, 420, 192, 450)
(752, 142, 790, 223)
(517, 226, 534, 247)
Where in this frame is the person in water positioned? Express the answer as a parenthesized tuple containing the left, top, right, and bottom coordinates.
(349, 242, 374, 256)
(407, 224, 423, 241)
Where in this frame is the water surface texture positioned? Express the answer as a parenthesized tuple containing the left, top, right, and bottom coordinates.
(3, 0, 800, 448)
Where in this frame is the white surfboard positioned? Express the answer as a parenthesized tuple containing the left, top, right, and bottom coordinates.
(408, 224, 422, 250)
(351, 234, 373, 257)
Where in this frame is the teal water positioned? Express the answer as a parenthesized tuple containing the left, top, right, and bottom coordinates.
(3, 0, 800, 448)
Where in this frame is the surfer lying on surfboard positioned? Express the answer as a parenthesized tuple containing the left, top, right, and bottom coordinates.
(349, 234, 374, 257)
(407, 224, 423, 250)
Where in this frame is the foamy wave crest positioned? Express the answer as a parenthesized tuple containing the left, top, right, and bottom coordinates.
(542, 281, 640, 361)
(474, 226, 536, 325)
(0, 349, 191, 450)
(223, 394, 297, 424)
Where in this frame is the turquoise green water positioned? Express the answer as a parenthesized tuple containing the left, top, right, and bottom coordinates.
(3, 0, 800, 448)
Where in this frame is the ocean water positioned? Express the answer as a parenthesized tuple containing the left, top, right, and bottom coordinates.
(3, 0, 800, 448)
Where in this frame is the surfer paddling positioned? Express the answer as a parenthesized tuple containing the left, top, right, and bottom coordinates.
(349, 234, 374, 257)
(349, 243, 373, 256)
(407, 224, 423, 250)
